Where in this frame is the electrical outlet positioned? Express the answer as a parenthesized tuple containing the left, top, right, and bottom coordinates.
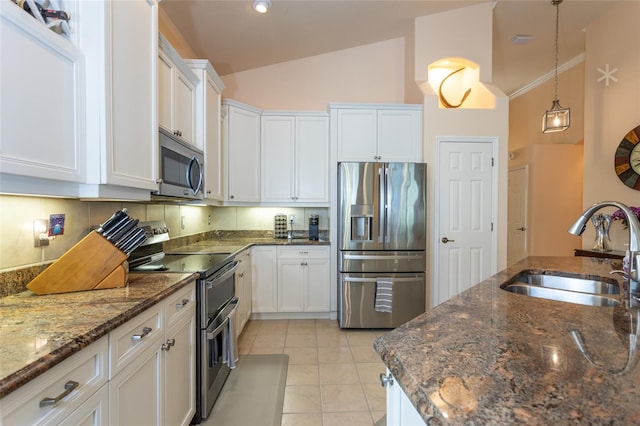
(208, 214, 212, 226)
(181, 215, 186, 230)
(289, 215, 295, 224)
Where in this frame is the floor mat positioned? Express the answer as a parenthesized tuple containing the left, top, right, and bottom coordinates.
(205, 354, 289, 426)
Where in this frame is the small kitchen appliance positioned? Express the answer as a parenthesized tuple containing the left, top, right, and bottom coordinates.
(308, 214, 319, 240)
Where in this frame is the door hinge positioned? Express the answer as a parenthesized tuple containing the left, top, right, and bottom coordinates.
(491, 222, 494, 231)
(491, 157, 494, 167)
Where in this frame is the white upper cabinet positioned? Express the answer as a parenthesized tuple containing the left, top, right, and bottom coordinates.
(186, 60, 225, 202)
(79, 0, 159, 199)
(158, 34, 198, 147)
(0, 2, 85, 191)
(223, 99, 262, 203)
(332, 104, 423, 163)
(261, 112, 329, 204)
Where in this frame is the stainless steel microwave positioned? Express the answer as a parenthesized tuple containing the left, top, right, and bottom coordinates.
(155, 128, 204, 200)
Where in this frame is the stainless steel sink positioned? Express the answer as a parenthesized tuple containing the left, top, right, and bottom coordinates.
(501, 271, 621, 307)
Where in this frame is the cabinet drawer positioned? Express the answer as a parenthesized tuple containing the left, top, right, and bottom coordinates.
(278, 246, 330, 260)
(0, 336, 108, 426)
(164, 282, 196, 328)
(109, 303, 163, 378)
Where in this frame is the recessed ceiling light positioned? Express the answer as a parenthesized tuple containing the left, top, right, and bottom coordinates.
(253, 0, 271, 14)
(511, 34, 534, 44)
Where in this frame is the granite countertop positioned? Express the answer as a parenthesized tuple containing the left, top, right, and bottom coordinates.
(374, 256, 640, 425)
(168, 236, 330, 255)
(0, 272, 197, 399)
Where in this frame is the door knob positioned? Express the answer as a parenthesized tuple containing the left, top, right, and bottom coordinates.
(517, 227, 526, 231)
(379, 373, 394, 387)
(441, 237, 455, 243)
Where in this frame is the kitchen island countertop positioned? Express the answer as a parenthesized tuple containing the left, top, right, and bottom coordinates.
(0, 272, 197, 399)
(374, 256, 640, 425)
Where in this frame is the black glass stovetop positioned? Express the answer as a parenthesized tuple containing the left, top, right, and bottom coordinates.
(131, 253, 231, 277)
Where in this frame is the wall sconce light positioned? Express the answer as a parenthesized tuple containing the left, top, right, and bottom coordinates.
(542, 0, 570, 133)
(34, 219, 50, 247)
(253, 0, 271, 14)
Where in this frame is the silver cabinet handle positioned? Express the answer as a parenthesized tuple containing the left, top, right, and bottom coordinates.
(238, 273, 244, 278)
(161, 338, 176, 351)
(40, 380, 79, 407)
(131, 326, 152, 341)
(441, 237, 455, 243)
(379, 373, 394, 388)
(176, 299, 189, 309)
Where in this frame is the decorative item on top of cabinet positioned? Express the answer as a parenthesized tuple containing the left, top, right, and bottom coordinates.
(159, 34, 199, 148)
(330, 103, 423, 163)
(186, 60, 226, 202)
(223, 99, 262, 203)
(261, 112, 330, 204)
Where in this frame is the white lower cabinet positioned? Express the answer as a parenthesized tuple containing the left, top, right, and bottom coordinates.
(58, 384, 109, 426)
(251, 246, 278, 313)
(252, 245, 330, 316)
(277, 246, 330, 312)
(0, 336, 108, 426)
(384, 369, 425, 426)
(235, 248, 252, 337)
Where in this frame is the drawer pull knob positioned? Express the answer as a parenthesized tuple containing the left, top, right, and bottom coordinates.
(161, 338, 176, 351)
(39, 380, 79, 407)
(379, 373, 394, 388)
(176, 299, 190, 309)
(131, 326, 152, 341)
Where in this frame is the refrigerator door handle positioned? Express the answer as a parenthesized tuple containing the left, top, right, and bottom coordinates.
(378, 166, 386, 243)
(342, 276, 422, 284)
(342, 253, 424, 261)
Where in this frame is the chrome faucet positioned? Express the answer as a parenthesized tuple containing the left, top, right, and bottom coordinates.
(568, 201, 640, 307)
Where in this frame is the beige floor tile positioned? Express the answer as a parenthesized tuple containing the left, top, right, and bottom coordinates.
(362, 382, 386, 411)
(346, 331, 379, 347)
(281, 412, 323, 426)
(320, 384, 369, 412)
(318, 363, 360, 385)
(316, 331, 349, 347)
(241, 320, 260, 336)
(285, 333, 317, 348)
(350, 345, 382, 363)
(356, 362, 387, 384)
(286, 364, 319, 386)
(318, 346, 354, 364)
(284, 346, 318, 364)
(252, 332, 286, 348)
(315, 319, 340, 330)
(287, 320, 317, 334)
(283, 385, 322, 413)
(248, 346, 284, 354)
(322, 411, 373, 426)
(371, 411, 386, 425)
(259, 319, 290, 333)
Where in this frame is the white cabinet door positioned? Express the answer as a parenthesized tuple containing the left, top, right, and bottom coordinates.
(187, 60, 225, 201)
(385, 369, 425, 426)
(164, 309, 196, 426)
(79, 0, 159, 197)
(174, 70, 196, 144)
(261, 115, 295, 202)
(377, 109, 422, 162)
(304, 257, 330, 312)
(0, 2, 85, 184)
(225, 101, 261, 202)
(336, 109, 377, 162)
(251, 246, 278, 313)
(58, 385, 109, 426)
(158, 51, 174, 132)
(234, 248, 252, 336)
(278, 259, 304, 312)
(109, 344, 163, 426)
(296, 115, 329, 203)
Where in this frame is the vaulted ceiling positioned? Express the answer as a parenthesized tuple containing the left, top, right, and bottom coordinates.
(160, 0, 620, 96)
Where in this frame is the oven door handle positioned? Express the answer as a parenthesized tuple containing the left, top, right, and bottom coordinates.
(206, 316, 229, 340)
(205, 261, 239, 288)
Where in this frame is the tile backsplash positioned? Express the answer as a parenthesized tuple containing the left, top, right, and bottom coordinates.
(0, 195, 329, 294)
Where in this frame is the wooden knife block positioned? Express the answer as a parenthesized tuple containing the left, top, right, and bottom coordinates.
(27, 231, 129, 295)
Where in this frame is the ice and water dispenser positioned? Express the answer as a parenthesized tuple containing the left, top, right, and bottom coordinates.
(349, 205, 373, 242)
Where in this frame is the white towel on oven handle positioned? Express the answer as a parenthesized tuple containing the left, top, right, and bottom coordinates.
(374, 278, 393, 313)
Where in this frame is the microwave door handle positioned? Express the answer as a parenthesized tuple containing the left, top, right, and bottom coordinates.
(186, 155, 203, 195)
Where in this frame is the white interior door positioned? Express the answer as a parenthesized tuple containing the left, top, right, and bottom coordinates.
(507, 166, 529, 265)
(436, 140, 494, 306)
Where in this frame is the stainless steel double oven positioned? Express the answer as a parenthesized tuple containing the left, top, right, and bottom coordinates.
(129, 222, 238, 423)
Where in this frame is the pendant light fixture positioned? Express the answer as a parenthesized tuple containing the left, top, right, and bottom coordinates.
(542, 0, 570, 133)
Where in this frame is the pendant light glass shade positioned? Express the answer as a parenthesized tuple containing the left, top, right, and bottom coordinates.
(542, 0, 570, 133)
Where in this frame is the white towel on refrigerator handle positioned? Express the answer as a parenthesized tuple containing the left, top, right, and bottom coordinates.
(375, 278, 393, 313)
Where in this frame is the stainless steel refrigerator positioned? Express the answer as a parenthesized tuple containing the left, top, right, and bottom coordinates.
(338, 162, 426, 328)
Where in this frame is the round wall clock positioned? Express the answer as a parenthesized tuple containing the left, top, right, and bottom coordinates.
(614, 124, 640, 190)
